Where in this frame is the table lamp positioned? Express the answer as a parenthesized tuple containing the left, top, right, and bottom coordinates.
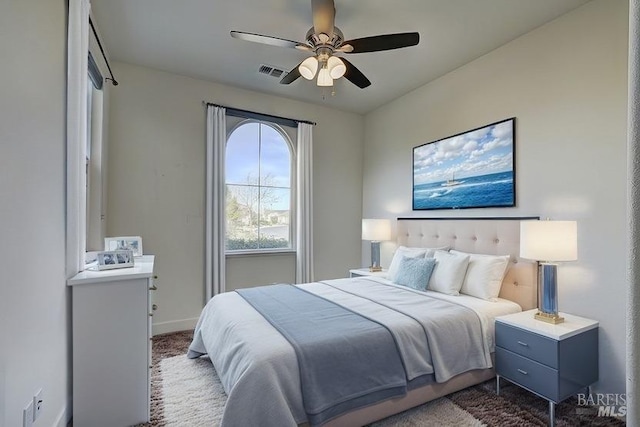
(362, 219, 391, 272)
(520, 220, 577, 324)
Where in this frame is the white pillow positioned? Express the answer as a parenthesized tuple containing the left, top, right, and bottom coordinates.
(387, 246, 428, 281)
(451, 250, 510, 301)
(423, 245, 450, 258)
(427, 250, 470, 295)
(387, 245, 450, 281)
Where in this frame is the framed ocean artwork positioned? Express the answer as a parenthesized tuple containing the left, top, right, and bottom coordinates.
(412, 118, 515, 210)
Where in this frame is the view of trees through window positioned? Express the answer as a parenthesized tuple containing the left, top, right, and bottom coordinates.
(225, 122, 293, 251)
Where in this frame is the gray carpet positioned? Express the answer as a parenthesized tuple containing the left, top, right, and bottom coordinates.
(142, 330, 625, 426)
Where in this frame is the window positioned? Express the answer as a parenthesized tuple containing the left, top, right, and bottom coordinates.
(225, 121, 294, 251)
(85, 78, 92, 243)
(85, 52, 106, 253)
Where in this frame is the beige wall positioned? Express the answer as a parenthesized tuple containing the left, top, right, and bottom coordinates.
(107, 62, 364, 334)
(227, 253, 296, 290)
(363, 0, 628, 395)
(0, 1, 70, 426)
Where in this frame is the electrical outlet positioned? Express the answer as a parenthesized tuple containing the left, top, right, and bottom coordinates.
(33, 389, 43, 421)
(23, 400, 33, 427)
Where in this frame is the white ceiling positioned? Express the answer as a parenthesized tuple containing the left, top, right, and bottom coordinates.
(91, 0, 591, 114)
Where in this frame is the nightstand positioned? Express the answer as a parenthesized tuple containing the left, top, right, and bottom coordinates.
(349, 268, 388, 278)
(495, 309, 598, 427)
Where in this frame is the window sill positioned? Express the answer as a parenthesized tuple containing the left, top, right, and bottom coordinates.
(226, 249, 296, 258)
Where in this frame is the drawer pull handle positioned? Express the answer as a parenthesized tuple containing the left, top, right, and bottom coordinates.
(517, 341, 529, 347)
(152, 304, 158, 311)
(517, 369, 528, 375)
(149, 285, 158, 290)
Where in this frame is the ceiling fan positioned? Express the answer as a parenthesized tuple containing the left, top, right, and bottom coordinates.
(230, 0, 419, 89)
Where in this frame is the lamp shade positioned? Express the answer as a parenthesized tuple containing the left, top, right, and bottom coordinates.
(327, 56, 346, 79)
(299, 57, 318, 80)
(362, 219, 391, 241)
(520, 220, 577, 262)
(317, 67, 333, 86)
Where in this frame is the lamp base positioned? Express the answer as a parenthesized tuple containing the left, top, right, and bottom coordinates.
(534, 311, 565, 324)
(536, 263, 564, 324)
(369, 241, 382, 272)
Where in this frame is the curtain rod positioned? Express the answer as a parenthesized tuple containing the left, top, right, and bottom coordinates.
(203, 102, 316, 126)
(89, 18, 118, 86)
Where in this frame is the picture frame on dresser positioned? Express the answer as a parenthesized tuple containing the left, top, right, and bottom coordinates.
(97, 249, 135, 270)
(412, 117, 516, 210)
(104, 235, 143, 257)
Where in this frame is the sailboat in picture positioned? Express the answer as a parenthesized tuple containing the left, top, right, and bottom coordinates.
(441, 172, 463, 187)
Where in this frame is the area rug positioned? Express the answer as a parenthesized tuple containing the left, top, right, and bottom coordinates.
(160, 356, 226, 426)
(142, 330, 625, 427)
(160, 355, 483, 427)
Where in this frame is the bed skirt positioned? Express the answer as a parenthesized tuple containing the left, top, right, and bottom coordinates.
(319, 355, 496, 427)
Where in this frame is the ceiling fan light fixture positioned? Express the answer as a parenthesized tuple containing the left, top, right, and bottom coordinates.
(299, 56, 319, 80)
(327, 56, 346, 79)
(231, 0, 420, 90)
(317, 67, 333, 86)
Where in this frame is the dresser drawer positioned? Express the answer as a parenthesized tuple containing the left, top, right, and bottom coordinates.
(496, 347, 560, 401)
(495, 322, 558, 368)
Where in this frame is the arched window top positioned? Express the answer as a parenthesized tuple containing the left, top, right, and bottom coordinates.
(225, 121, 294, 252)
(226, 121, 293, 187)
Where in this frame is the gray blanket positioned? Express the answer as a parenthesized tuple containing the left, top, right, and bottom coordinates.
(236, 284, 406, 425)
(313, 279, 491, 382)
(188, 278, 491, 427)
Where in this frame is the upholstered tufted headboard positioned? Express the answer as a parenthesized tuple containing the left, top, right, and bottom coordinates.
(396, 217, 539, 310)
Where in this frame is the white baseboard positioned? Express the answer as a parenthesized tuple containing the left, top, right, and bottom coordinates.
(152, 317, 198, 335)
(55, 398, 71, 427)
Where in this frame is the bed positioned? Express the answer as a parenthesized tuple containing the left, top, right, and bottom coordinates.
(188, 217, 539, 426)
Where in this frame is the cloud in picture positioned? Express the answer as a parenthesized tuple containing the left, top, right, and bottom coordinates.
(414, 120, 513, 185)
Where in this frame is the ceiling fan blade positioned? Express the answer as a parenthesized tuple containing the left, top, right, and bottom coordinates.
(340, 58, 371, 89)
(230, 31, 311, 51)
(340, 32, 420, 53)
(280, 63, 303, 85)
(311, 0, 335, 36)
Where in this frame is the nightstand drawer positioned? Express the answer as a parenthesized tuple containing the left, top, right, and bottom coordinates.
(496, 347, 559, 401)
(496, 322, 558, 368)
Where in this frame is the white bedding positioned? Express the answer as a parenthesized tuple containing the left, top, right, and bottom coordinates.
(364, 276, 522, 352)
(187, 277, 522, 427)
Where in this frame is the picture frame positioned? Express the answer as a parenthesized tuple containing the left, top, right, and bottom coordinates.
(412, 117, 516, 210)
(104, 236, 143, 257)
(96, 250, 135, 270)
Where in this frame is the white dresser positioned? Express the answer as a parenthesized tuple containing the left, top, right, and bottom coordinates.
(68, 255, 156, 427)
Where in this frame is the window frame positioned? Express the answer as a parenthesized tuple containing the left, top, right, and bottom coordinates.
(85, 51, 106, 256)
(224, 118, 297, 255)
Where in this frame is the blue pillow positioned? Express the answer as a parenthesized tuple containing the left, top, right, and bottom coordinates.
(393, 256, 436, 291)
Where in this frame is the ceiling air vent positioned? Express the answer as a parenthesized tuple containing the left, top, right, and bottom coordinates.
(258, 64, 286, 79)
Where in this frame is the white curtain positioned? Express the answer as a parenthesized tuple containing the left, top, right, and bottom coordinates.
(205, 105, 227, 300)
(66, 0, 91, 277)
(296, 123, 314, 283)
